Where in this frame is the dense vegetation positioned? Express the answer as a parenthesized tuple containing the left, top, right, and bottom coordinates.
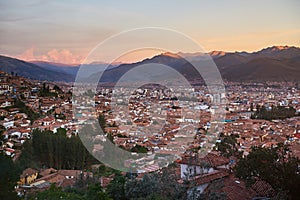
(251, 105, 297, 120)
(28, 181, 112, 200)
(235, 145, 300, 199)
(216, 133, 241, 158)
(12, 99, 41, 122)
(39, 82, 63, 97)
(0, 153, 21, 200)
(18, 128, 98, 170)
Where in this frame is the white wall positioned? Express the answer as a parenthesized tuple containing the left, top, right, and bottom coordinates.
(180, 163, 214, 179)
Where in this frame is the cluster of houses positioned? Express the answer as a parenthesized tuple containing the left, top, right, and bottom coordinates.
(1, 70, 300, 198)
(0, 72, 76, 159)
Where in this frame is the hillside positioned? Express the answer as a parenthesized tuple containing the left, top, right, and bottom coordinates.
(0, 55, 74, 82)
(93, 46, 300, 83)
(1, 46, 299, 83)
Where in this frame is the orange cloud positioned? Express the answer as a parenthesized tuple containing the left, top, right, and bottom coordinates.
(17, 47, 83, 64)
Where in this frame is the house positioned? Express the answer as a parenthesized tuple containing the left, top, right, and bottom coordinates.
(179, 152, 230, 180)
(18, 168, 39, 186)
(0, 100, 12, 108)
(0, 108, 8, 116)
(2, 120, 14, 129)
(17, 168, 94, 196)
(179, 152, 230, 196)
(4, 147, 15, 157)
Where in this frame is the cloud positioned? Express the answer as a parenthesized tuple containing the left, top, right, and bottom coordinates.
(17, 47, 83, 64)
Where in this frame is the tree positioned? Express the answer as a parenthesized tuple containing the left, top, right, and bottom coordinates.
(17, 140, 37, 170)
(0, 153, 20, 200)
(53, 85, 62, 92)
(251, 105, 297, 120)
(216, 134, 240, 158)
(29, 184, 84, 200)
(23, 129, 97, 170)
(124, 167, 187, 200)
(98, 114, 106, 131)
(106, 175, 126, 200)
(130, 144, 147, 153)
(39, 83, 57, 97)
(85, 183, 112, 200)
(29, 183, 112, 200)
(234, 145, 300, 199)
(187, 178, 227, 200)
(12, 99, 40, 122)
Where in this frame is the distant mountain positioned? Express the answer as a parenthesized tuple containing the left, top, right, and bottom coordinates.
(255, 46, 300, 59)
(91, 45, 300, 83)
(31, 61, 80, 76)
(209, 51, 227, 58)
(31, 61, 119, 79)
(222, 57, 300, 82)
(0, 55, 74, 82)
(1, 46, 299, 83)
(91, 52, 202, 83)
(217, 46, 300, 82)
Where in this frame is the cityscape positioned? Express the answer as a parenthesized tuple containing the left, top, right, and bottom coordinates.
(1, 1, 300, 200)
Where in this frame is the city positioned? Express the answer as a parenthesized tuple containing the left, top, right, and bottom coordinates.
(1, 1, 299, 199)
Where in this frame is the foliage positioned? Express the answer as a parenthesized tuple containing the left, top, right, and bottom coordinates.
(39, 83, 58, 97)
(130, 144, 147, 153)
(98, 114, 106, 130)
(18, 128, 97, 170)
(98, 115, 115, 144)
(16, 139, 38, 170)
(251, 105, 297, 120)
(53, 85, 62, 92)
(54, 113, 66, 120)
(85, 183, 112, 200)
(29, 183, 112, 200)
(97, 164, 120, 177)
(216, 134, 240, 158)
(234, 145, 300, 199)
(0, 153, 20, 200)
(187, 178, 227, 200)
(12, 99, 41, 122)
(106, 174, 126, 200)
(124, 167, 187, 200)
(29, 184, 84, 200)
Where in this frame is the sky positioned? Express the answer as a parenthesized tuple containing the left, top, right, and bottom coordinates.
(0, 0, 299, 64)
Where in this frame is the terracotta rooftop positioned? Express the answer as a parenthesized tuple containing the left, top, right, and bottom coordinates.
(180, 152, 230, 168)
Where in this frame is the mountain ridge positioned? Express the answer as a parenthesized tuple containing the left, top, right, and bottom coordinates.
(0, 46, 299, 83)
(0, 55, 74, 82)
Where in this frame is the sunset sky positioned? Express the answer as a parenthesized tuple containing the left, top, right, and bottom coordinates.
(1, 0, 299, 64)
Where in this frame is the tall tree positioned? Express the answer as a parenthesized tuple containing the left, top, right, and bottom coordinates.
(106, 175, 126, 200)
(0, 153, 20, 200)
(234, 145, 300, 199)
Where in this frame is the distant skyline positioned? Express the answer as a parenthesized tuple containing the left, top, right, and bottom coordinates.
(1, 0, 299, 64)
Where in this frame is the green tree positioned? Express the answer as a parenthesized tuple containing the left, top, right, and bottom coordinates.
(130, 144, 147, 153)
(12, 99, 41, 122)
(216, 134, 240, 158)
(251, 105, 297, 120)
(234, 145, 300, 199)
(29, 184, 84, 200)
(85, 183, 112, 200)
(17, 140, 37, 170)
(0, 153, 20, 200)
(125, 167, 187, 200)
(106, 175, 126, 200)
(98, 114, 106, 131)
(53, 85, 62, 92)
(24, 129, 97, 170)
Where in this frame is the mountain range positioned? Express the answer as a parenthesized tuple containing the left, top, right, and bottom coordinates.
(0, 55, 74, 82)
(0, 46, 299, 83)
